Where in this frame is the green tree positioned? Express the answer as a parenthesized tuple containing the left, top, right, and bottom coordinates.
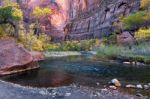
(0, 3, 23, 38)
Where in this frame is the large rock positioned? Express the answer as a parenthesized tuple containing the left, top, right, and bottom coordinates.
(109, 78, 121, 87)
(0, 38, 39, 75)
(30, 51, 45, 61)
(117, 31, 135, 46)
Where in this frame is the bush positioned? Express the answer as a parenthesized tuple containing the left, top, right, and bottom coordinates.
(102, 33, 117, 45)
(18, 32, 51, 51)
(0, 26, 7, 37)
(62, 41, 81, 51)
(121, 11, 146, 29)
(46, 39, 102, 51)
(0, 5, 23, 20)
(135, 28, 150, 40)
(97, 45, 123, 59)
(141, 0, 150, 9)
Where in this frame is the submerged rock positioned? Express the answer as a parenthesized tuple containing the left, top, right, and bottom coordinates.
(0, 38, 39, 75)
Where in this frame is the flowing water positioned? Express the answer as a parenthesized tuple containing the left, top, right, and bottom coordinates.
(1, 56, 150, 96)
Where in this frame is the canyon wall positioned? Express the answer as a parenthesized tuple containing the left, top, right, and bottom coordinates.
(65, 0, 140, 40)
(0, 0, 140, 41)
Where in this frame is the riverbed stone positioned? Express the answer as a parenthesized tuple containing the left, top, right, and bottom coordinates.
(126, 84, 136, 88)
(110, 78, 121, 87)
(109, 85, 117, 90)
(136, 84, 143, 89)
(144, 85, 149, 90)
(0, 38, 39, 75)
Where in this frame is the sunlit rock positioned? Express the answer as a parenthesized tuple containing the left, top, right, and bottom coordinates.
(110, 78, 121, 87)
(126, 84, 136, 88)
(0, 38, 39, 75)
(117, 31, 135, 46)
(109, 85, 117, 90)
(136, 84, 143, 89)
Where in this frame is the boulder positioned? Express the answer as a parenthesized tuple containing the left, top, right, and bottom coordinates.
(30, 51, 45, 61)
(109, 78, 121, 87)
(117, 31, 135, 46)
(0, 38, 39, 75)
(136, 84, 143, 89)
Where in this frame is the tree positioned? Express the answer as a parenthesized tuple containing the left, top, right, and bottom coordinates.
(0, 3, 23, 38)
(33, 6, 52, 36)
(141, 0, 150, 10)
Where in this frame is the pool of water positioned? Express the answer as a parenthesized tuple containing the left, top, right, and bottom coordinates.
(0, 56, 150, 95)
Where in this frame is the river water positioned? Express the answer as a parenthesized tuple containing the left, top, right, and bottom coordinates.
(1, 56, 150, 96)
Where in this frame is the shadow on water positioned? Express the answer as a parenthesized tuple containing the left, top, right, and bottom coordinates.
(0, 56, 150, 96)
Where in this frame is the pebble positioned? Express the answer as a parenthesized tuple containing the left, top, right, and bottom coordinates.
(136, 93, 143, 97)
(109, 85, 117, 90)
(110, 78, 121, 87)
(101, 88, 108, 92)
(123, 62, 131, 65)
(144, 85, 149, 90)
(96, 82, 100, 86)
(136, 84, 143, 89)
(126, 84, 136, 88)
(65, 93, 71, 97)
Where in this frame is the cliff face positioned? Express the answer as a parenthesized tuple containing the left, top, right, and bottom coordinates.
(0, 0, 140, 41)
(65, 0, 140, 40)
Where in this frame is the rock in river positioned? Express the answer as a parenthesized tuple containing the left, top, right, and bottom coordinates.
(110, 78, 121, 87)
(126, 84, 136, 88)
(0, 38, 39, 75)
(136, 84, 143, 89)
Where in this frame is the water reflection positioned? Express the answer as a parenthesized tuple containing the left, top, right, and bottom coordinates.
(0, 56, 150, 88)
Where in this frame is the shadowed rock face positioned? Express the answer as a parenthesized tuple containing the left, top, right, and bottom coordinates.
(65, 0, 140, 40)
(0, 38, 39, 75)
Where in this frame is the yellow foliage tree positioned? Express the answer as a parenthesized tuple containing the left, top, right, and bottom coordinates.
(33, 6, 52, 18)
(141, 0, 150, 9)
(135, 28, 150, 40)
(32, 6, 52, 36)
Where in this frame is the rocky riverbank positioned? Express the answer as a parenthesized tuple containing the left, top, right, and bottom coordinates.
(0, 80, 148, 99)
(44, 51, 97, 57)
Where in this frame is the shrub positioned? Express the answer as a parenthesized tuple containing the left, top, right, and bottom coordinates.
(0, 26, 7, 37)
(0, 5, 23, 20)
(18, 32, 51, 51)
(141, 0, 150, 9)
(121, 11, 146, 29)
(102, 33, 117, 45)
(97, 45, 123, 59)
(135, 28, 150, 40)
(46, 39, 101, 51)
(62, 41, 81, 51)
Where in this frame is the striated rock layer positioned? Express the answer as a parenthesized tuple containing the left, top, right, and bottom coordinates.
(0, 38, 39, 75)
(0, 0, 141, 41)
(65, 0, 140, 40)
